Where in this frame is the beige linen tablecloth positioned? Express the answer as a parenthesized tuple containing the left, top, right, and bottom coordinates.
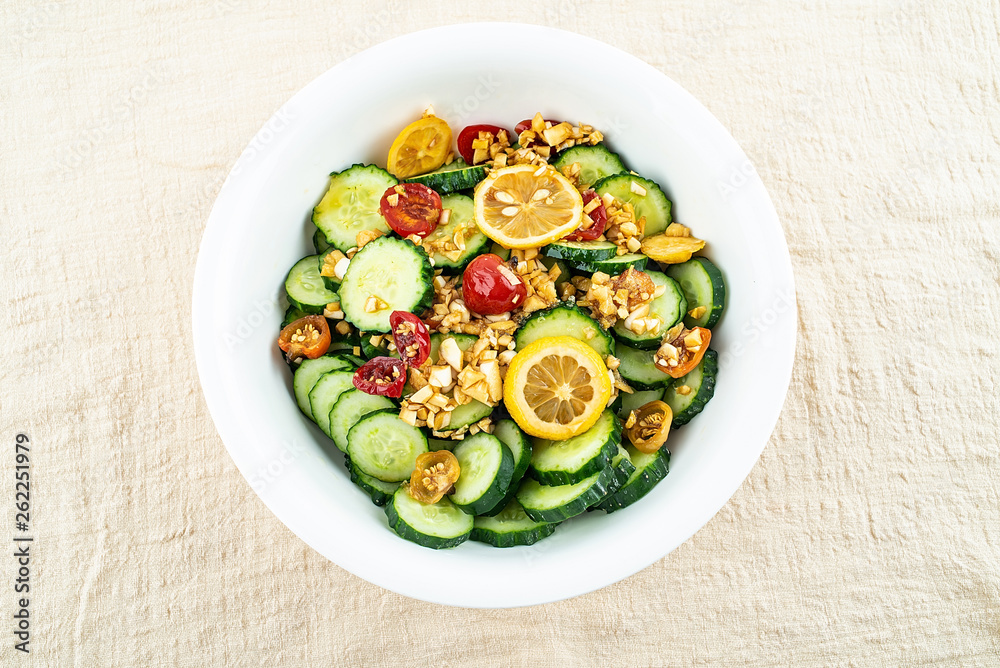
(2, 1, 998, 665)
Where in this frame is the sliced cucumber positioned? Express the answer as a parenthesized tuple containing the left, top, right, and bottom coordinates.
(317, 247, 343, 292)
(591, 445, 637, 507)
(385, 485, 473, 549)
(570, 253, 649, 274)
(447, 399, 493, 431)
(594, 173, 672, 237)
(347, 409, 428, 482)
(490, 242, 510, 260)
(450, 433, 514, 515)
(538, 255, 572, 289)
(664, 349, 718, 428)
(285, 255, 339, 314)
(612, 270, 686, 348)
(404, 159, 486, 194)
(529, 410, 621, 486)
(667, 257, 726, 329)
(595, 445, 670, 513)
(515, 302, 615, 358)
(550, 145, 627, 189)
(471, 499, 559, 548)
(308, 370, 356, 438)
(328, 388, 396, 453)
(427, 437, 455, 451)
(544, 240, 618, 263)
(480, 419, 533, 516)
(616, 342, 673, 390)
(339, 236, 433, 332)
(281, 305, 309, 328)
(360, 332, 397, 360)
(313, 229, 331, 253)
(293, 356, 356, 420)
(516, 463, 618, 523)
(617, 388, 664, 420)
(421, 194, 490, 271)
(429, 332, 477, 363)
(312, 164, 397, 253)
(349, 464, 400, 506)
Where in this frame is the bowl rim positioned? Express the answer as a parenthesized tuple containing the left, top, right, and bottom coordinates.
(192, 22, 796, 608)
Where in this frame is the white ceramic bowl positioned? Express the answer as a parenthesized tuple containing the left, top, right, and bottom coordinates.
(192, 23, 795, 608)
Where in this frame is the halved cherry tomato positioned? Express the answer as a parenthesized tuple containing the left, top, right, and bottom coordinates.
(457, 124, 509, 165)
(277, 315, 330, 361)
(389, 311, 430, 367)
(462, 253, 527, 315)
(514, 117, 562, 147)
(564, 189, 607, 241)
(408, 450, 461, 504)
(626, 400, 672, 453)
(379, 183, 442, 238)
(353, 357, 407, 398)
(655, 326, 712, 379)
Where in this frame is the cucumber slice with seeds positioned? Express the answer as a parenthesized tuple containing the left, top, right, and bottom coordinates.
(613, 270, 686, 348)
(544, 239, 618, 263)
(516, 462, 619, 523)
(404, 159, 486, 194)
(529, 410, 621, 486)
(293, 356, 357, 420)
(480, 419, 533, 516)
(515, 302, 615, 358)
(550, 145, 627, 189)
(616, 342, 673, 390)
(664, 349, 718, 427)
(350, 465, 400, 506)
(667, 257, 727, 329)
(312, 164, 397, 253)
(328, 388, 396, 453)
(339, 236, 433, 333)
(385, 485, 473, 549)
(347, 409, 428, 482)
(285, 255, 339, 314)
(595, 445, 670, 513)
(308, 370, 356, 438)
(594, 173, 672, 237)
(449, 433, 514, 515)
(421, 194, 490, 271)
(472, 499, 559, 548)
(447, 399, 493, 431)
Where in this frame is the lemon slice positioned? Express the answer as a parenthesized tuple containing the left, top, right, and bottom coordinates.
(473, 164, 583, 249)
(503, 336, 612, 440)
(387, 116, 453, 179)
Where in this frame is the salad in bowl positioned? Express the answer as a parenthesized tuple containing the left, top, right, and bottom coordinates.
(276, 108, 726, 550)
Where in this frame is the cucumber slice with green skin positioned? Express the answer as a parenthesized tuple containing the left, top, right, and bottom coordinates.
(667, 257, 727, 329)
(312, 164, 397, 253)
(447, 399, 493, 431)
(516, 462, 619, 523)
(616, 342, 673, 390)
(550, 145, 627, 189)
(616, 389, 664, 420)
(421, 194, 489, 271)
(285, 255, 339, 314)
(594, 173, 672, 237)
(349, 464, 400, 506)
(613, 270, 686, 348)
(538, 256, 572, 289)
(308, 370, 356, 438)
(328, 388, 396, 453)
(515, 302, 615, 358)
(489, 242, 510, 260)
(429, 332, 477, 362)
(664, 349, 718, 428)
(403, 159, 486, 194)
(317, 247, 343, 292)
(385, 485, 473, 549)
(293, 356, 357, 420)
(590, 445, 637, 508)
(313, 229, 331, 253)
(339, 236, 433, 333)
(449, 433, 514, 515)
(471, 499, 559, 548)
(480, 419, 533, 516)
(544, 240, 619, 263)
(529, 410, 621, 486)
(281, 305, 309, 328)
(570, 253, 649, 274)
(595, 445, 670, 513)
(347, 409, 428, 482)
(360, 332, 397, 360)
(427, 437, 455, 451)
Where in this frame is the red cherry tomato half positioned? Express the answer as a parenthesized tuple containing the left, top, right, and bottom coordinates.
(379, 183, 442, 238)
(457, 124, 509, 165)
(514, 118, 562, 135)
(389, 311, 431, 368)
(353, 357, 407, 398)
(564, 189, 608, 241)
(462, 254, 528, 316)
